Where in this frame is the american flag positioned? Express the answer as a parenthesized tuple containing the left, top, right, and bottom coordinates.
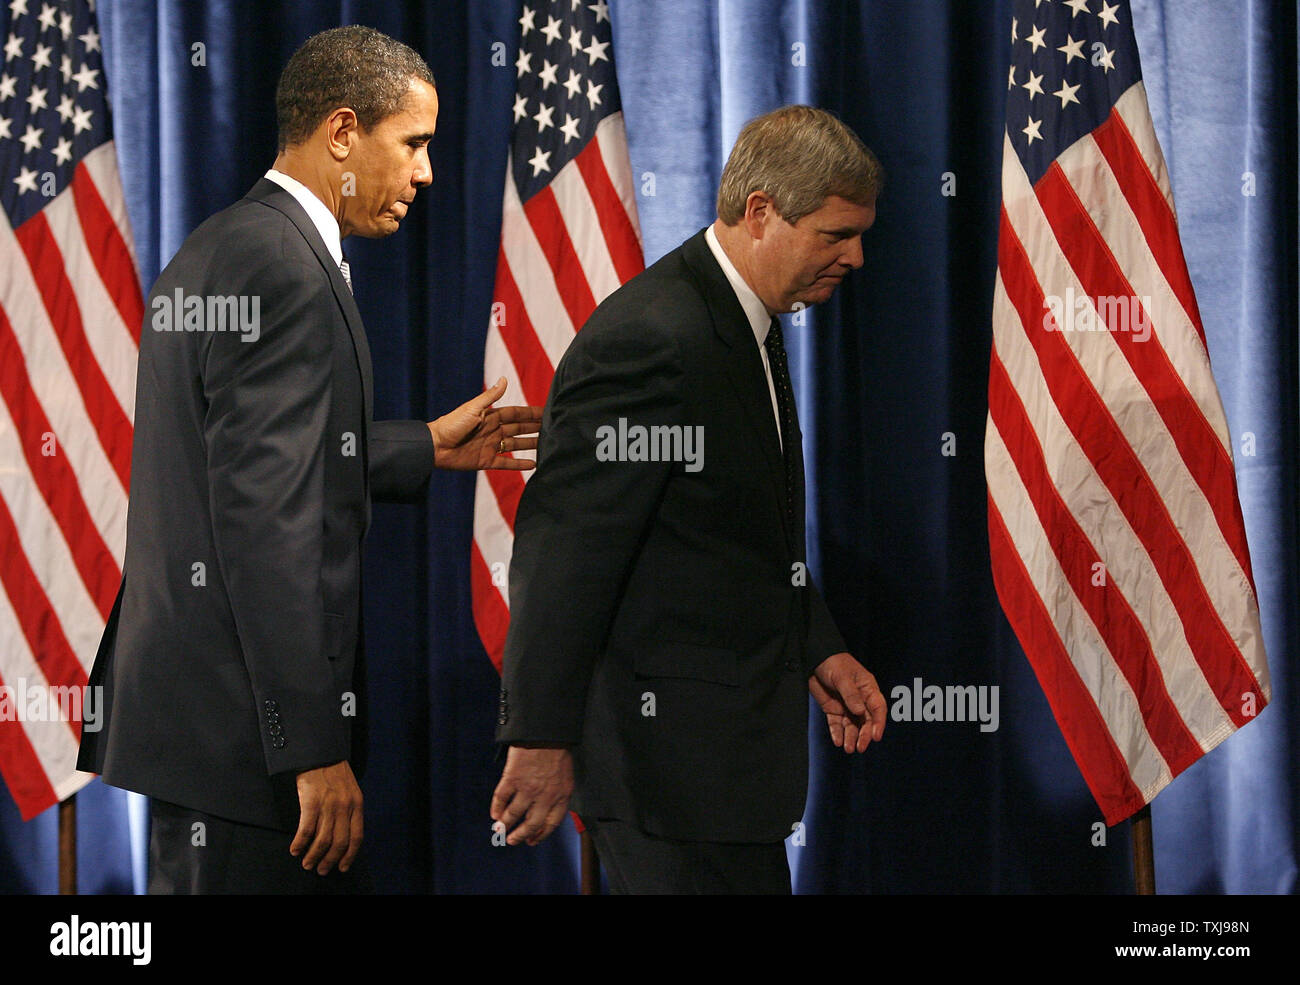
(0, 0, 141, 820)
(472, 0, 643, 670)
(986, 0, 1270, 824)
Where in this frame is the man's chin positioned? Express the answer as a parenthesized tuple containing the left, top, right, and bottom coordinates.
(790, 285, 837, 309)
(351, 218, 402, 239)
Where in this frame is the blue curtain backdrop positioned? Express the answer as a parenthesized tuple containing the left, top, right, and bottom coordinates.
(1, 0, 1294, 894)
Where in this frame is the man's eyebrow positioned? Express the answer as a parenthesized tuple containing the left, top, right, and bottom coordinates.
(406, 131, 436, 143)
(819, 225, 865, 237)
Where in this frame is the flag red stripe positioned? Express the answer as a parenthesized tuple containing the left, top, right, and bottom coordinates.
(999, 209, 1262, 725)
(0, 493, 87, 734)
(987, 491, 1146, 826)
(0, 680, 59, 821)
(471, 542, 509, 673)
(573, 139, 644, 285)
(0, 305, 121, 619)
(988, 351, 1204, 773)
(522, 186, 598, 332)
(13, 213, 133, 490)
(491, 249, 556, 408)
(1090, 111, 1206, 348)
(486, 469, 525, 532)
(1036, 165, 1256, 593)
(70, 163, 145, 345)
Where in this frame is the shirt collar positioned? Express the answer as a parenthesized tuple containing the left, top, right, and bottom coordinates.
(264, 168, 344, 267)
(705, 223, 773, 347)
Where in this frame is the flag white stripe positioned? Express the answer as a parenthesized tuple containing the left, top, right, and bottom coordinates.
(992, 273, 1235, 748)
(0, 405, 106, 673)
(1112, 84, 1177, 219)
(42, 186, 139, 425)
(81, 143, 141, 269)
(0, 218, 130, 556)
(0, 581, 85, 795)
(1002, 140, 1262, 671)
(500, 156, 578, 368)
(985, 416, 1174, 797)
(1055, 132, 1229, 453)
(473, 470, 515, 608)
(594, 113, 642, 244)
(550, 164, 621, 304)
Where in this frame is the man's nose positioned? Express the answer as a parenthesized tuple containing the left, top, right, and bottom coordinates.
(841, 235, 864, 270)
(413, 149, 434, 187)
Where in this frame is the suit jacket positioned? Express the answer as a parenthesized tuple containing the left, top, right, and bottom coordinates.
(496, 228, 847, 843)
(77, 178, 433, 831)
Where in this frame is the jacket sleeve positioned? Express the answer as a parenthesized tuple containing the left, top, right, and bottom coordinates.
(496, 316, 684, 745)
(201, 257, 349, 776)
(369, 419, 434, 503)
(804, 579, 849, 675)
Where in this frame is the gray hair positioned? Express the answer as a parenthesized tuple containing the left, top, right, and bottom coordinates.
(716, 105, 883, 225)
(275, 25, 435, 151)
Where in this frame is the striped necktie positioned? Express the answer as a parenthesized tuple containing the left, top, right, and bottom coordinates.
(338, 256, 353, 294)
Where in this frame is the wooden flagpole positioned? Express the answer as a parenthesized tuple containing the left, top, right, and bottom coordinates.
(58, 793, 76, 895)
(580, 829, 599, 894)
(1131, 804, 1155, 894)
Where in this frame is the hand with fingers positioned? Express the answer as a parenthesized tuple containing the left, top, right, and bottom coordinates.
(428, 377, 543, 471)
(290, 760, 364, 875)
(809, 652, 888, 753)
(489, 744, 574, 846)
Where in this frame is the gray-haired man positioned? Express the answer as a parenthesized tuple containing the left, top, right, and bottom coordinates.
(491, 105, 887, 893)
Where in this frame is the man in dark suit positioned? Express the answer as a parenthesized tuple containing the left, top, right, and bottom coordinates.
(490, 106, 888, 893)
(78, 26, 540, 893)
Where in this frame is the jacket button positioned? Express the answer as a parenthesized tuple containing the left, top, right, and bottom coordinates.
(784, 659, 799, 672)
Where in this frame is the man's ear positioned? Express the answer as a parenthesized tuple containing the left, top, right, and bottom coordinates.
(742, 190, 774, 241)
(324, 107, 358, 162)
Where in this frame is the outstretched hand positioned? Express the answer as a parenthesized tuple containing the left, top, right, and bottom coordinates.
(809, 652, 887, 753)
(428, 377, 542, 471)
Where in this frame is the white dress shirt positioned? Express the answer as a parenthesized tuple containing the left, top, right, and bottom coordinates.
(705, 223, 783, 450)
(263, 168, 345, 270)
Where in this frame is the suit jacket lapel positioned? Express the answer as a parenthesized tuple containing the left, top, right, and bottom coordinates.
(679, 229, 794, 550)
(244, 178, 375, 429)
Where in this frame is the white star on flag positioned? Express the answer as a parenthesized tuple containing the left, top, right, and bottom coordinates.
(1058, 35, 1085, 63)
(1053, 79, 1081, 107)
(528, 145, 551, 175)
(533, 102, 554, 133)
(70, 63, 97, 90)
(12, 163, 37, 191)
(19, 121, 42, 151)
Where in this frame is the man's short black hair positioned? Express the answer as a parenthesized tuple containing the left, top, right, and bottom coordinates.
(275, 25, 435, 151)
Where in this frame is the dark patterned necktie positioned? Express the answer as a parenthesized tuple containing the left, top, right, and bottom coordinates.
(339, 255, 353, 294)
(764, 316, 796, 526)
